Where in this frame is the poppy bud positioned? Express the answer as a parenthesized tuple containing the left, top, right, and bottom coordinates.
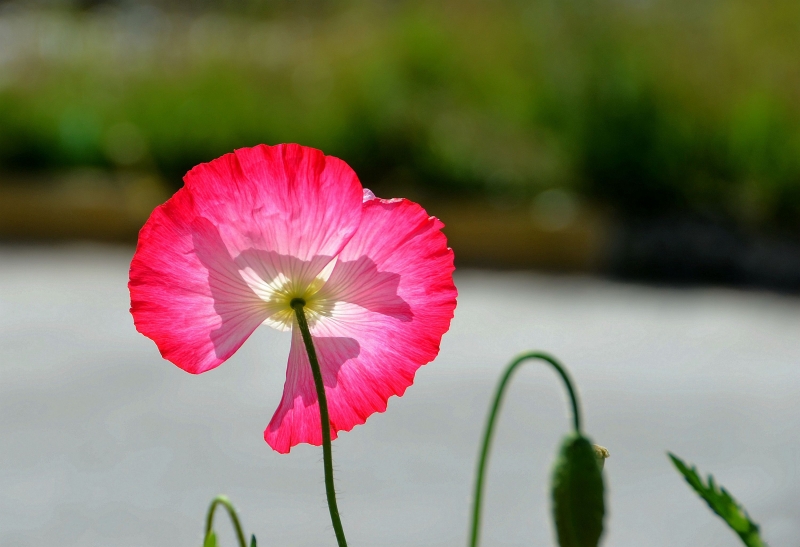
(551, 434, 605, 547)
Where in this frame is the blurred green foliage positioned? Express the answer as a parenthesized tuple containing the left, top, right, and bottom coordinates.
(2, 0, 800, 228)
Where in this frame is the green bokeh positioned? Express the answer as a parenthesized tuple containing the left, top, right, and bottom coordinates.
(2, 0, 800, 229)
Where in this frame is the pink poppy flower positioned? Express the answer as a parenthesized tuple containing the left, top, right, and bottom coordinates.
(129, 143, 457, 453)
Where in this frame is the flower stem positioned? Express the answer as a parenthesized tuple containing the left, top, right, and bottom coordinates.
(291, 298, 348, 547)
(204, 495, 248, 547)
(468, 352, 582, 547)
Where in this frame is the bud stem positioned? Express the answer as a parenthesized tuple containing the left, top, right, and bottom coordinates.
(469, 352, 582, 547)
(204, 495, 248, 547)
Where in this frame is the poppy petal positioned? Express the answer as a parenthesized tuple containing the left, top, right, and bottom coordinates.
(184, 143, 363, 280)
(129, 144, 364, 373)
(265, 198, 457, 452)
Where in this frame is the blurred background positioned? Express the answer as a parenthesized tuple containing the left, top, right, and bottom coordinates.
(2, 1, 800, 547)
(2, 0, 800, 286)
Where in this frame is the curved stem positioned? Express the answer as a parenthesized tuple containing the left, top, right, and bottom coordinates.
(468, 352, 582, 547)
(204, 495, 248, 547)
(291, 299, 348, 547)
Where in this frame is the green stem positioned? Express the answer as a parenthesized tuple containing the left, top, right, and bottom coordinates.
(204, 495, 248, 547)
(468, 352, 582, 547)
(291, 298, 348, 547)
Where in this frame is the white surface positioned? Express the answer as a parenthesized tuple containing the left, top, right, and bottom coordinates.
(1, 244, 798, 546)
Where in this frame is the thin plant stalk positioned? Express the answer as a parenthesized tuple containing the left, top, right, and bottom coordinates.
(204, 495, 248, 547)
(469, 352, 582, 547)
(292, 298, 348, 547)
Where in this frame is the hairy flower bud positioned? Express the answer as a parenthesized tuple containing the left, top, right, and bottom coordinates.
(551, 434, 605, 547)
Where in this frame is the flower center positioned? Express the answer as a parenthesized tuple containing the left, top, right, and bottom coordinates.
(240, 266, 333, 332)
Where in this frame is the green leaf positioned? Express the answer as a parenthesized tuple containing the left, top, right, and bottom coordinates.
(203, 531, 217, 547)
(551, 434, 605, 547)
(668, 453, 768, 547)
(250, 534, 257, 547)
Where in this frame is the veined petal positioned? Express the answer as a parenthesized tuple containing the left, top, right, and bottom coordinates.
(265, 198, 457, 452)
(130, 195, 269, 373)
(129, 144, 364, 373)
(264, 327, 361, 451)
(184, 144, 363, 273)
